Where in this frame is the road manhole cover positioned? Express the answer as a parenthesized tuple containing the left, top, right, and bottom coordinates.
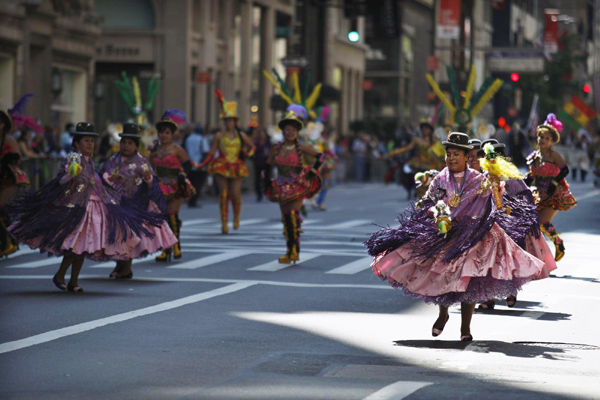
(513, 342, 600, 350)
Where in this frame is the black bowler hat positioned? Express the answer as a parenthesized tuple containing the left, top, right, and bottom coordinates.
(442, 132, 473, 150)
(73, 122, 99, 137)
(118, 123, 141, 138)
(481, 138, 506, 155)
(468, 138, 482, 149)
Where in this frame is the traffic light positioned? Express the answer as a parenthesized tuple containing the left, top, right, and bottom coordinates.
(510, 73, 520, 82)
(348, 18, 359, 42)
(498, 117, 506, 127)
(583, 84, 591, 94)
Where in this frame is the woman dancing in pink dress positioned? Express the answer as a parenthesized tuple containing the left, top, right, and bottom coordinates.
(9, 123, 164, 292)
(365, 132, 545, 340)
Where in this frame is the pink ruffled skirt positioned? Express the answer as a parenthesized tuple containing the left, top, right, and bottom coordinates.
(371, 223, 545, 306)
(128, 202, 177, 258)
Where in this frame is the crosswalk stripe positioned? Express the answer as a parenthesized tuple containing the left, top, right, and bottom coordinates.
(209, 218, 268, 229)
(181, 218, 214, 227)
(0, 247, 39, 262)
(247, 254, 320, 272)
(317, 219, 372, 230)
(325, 257, 372, 275)
(168, 250, 250, 269)
(263, 219, 322, 230)
(6, 257, 59, 269)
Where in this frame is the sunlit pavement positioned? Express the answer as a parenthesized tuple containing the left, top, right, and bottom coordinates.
(0, 181, 598, 400)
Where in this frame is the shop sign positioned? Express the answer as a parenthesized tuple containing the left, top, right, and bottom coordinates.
(544, 9, 559, 54)
(427, 56, 439, 71)
(96, 37, 155, 62)
(197, 71, 211, 84)
(437, 0, 461, 39)
(488, 51, 545, 73)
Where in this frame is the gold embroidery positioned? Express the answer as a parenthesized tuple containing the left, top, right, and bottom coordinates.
(76, 184, 85, 192)
(90, 178, 95, 185)
(477, 179, 491, 194)
(65, 190, 71, 195)
(66, 204, 75, 208)
(110, 199, 116, 204)
(135, 178, 143, 185)
(129, 163, 137, 170)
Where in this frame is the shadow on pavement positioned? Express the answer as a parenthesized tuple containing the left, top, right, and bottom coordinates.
(474, 308, 571, 321)
(393, 340, 599, 360)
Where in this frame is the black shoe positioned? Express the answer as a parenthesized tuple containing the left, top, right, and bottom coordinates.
(115, 272, 133, 280)
(67, 282, 84, 293)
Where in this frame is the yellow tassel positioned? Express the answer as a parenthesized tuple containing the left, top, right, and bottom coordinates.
(133, 77, 142, 109)
(470, 79, 503, 117)
(305, 83, 322, 112)
(463, 66, 477, 109)
(479, 145, 524, 181)
(262, 70, 294, 105)
(426, 74, 456, 115)
(292, 72, 302, 104)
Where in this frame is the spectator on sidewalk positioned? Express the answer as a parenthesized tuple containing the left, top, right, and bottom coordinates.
(185, 124, 210, 207)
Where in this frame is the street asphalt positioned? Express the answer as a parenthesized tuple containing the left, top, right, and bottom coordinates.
(0, 180, 599, 400)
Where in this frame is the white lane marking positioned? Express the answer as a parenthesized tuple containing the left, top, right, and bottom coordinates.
(325, 257, 372, 275)
(363, 381, 433, 400)
(247, 254, 320, 271)
(0, 275, 394, 290)
(263, 219, 322, 230)
(315, 219, 372, 230)
(0, 247, 39, 261)
(181, 218, 214, 227)
(210, 218, 268, 229)
(0, 282, 255, 355)
(167, 250, 250, 269)
(6, 257, 59, 269)
(574, 189, 600, 202)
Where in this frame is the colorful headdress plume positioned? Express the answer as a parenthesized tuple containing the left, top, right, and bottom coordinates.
(536, 113, 562, 143)
(214, 89, 239, 119)
(114, 72, 161, 127)
(426, 65, 504, 126)
(263, 69, 322, 119)
(8, 94, 43, 134)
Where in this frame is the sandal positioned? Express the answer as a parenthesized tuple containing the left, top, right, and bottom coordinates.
(478, 299, 495, 310)
(432, 314, 449, 337)
(52, 275, 67, 291)
(506, 295, 517, 308)
(67, 282, 84, 293)
(460, 334, 473, 341)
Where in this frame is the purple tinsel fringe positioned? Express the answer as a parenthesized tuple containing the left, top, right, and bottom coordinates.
(374, 269, 533, 307)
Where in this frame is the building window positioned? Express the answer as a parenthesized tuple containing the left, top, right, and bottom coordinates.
(51, 67, 87, 130)
(95, 0, 155, 29)
(0, 55, 14, 110)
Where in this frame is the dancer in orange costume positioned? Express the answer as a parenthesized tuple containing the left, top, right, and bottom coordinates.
(199, 91, 255, 234)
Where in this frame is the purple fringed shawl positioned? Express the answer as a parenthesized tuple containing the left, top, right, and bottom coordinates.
(8, 154, 165, 253)
(100, 152, 167, 214)
(365, 167, 540, 264)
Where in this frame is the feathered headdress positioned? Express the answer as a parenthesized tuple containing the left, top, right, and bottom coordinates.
(263, 69, 322, 120)
(214, 89, 239, 119)
(426, 65, 504, 126)
(536, 113, 562, 143)
(114, 72, 162, 127)
(155, 109, 187, 132)
(8, 94, 43, 134)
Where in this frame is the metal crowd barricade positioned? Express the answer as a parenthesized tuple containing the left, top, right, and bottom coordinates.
(19, 157, 64, 191)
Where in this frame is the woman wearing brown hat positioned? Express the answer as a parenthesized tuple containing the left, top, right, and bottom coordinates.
(101, 123, 177, 278)
(150, 110, 196, 261)
(9, 123, 164, 292)
(366, 132, 546, 340)
(264, 108, 322, 264)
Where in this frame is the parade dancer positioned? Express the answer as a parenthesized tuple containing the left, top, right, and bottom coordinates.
(384, 121, 446, 198)
(365, 132, 545, 340)
(264, 107, 322, 264)
(150, 110, 196, 261)
(526, 114, 577, 261)
(476, 142, 557, 309)
(198, 91, 255, 234)
(0, 109, 29, 257)
(101, 123, 177, 279)
(8, 123, 164, 292)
